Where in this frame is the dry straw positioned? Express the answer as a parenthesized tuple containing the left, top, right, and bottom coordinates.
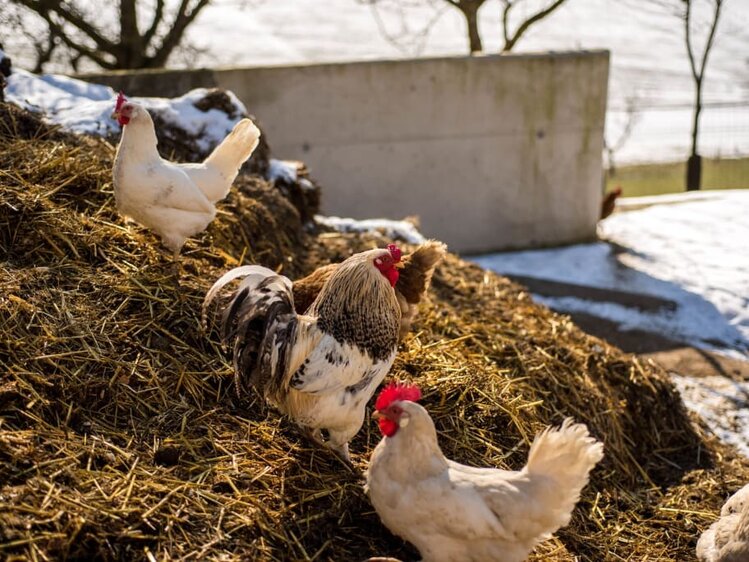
(1, 102, 747, 561)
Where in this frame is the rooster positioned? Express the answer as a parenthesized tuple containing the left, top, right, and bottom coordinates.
(365, 383, 604, 562)
(697, 484, 749, 562)
(111, 92, 261, 257)
(293, 240, 446, 340)
(202, 245, 404, 462)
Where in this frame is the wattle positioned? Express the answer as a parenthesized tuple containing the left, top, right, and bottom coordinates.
(385, 267, 399, 287)
(118, 116, 130, 126)
(378, 417, 398, 437)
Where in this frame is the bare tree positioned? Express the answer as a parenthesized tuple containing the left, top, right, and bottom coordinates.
(5, 0, 215, 71)
(650, 0, 726, 190)
(681, 0, 724, 190)
(361, 0, 570, 55)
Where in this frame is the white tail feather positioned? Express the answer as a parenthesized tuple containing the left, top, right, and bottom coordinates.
(524, 418, 604, 533)
(203, 118, 261, 173)
(201, 265, 276, 331)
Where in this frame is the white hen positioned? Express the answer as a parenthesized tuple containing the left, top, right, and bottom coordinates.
(365, 383, 604, 562)
(697, 484, 749, 562)
(111, 93, 260, 256)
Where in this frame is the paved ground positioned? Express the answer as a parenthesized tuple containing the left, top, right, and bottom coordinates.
(567, 310, 749, 381)
(504, 274, 749, 381)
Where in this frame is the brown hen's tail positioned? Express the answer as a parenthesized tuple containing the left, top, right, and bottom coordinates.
(396, 240, 447, 305)
(202, 265, 297, 397)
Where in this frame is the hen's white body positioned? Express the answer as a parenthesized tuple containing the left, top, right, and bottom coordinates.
(697, 484, 749, 562)
(366, 406, 603, 562)
(112, 103, 260, 254)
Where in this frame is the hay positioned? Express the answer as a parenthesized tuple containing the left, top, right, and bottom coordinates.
(1, 100, 748, 562)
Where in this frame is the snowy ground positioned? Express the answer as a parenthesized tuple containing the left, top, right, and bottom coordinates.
(672, 374, 749, 458)
(472, 190, 749, 456)
(316, 216, 426, 245)
(472, 191, 749, 357)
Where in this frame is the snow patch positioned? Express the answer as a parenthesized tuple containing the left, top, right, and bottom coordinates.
(316, 215, 425, 244)
(6, 69, 248, 152)
(472, 191, 749, 357)
(616, 190, 745, 212)
(267, 159, 299, 183)
(671, 374, 749, 458)
(298, 178, 316, 192)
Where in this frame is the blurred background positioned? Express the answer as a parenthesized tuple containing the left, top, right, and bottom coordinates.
(2, 0, 748, 195)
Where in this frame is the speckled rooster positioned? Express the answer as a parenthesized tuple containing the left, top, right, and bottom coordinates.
(202, 245, 407, 462)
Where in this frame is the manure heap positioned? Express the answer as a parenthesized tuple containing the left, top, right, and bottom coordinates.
(1, 100, 748, 561)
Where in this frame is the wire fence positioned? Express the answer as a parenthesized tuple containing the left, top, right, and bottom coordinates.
(608, 101, 749, 158)
(605, 100, 749, 192)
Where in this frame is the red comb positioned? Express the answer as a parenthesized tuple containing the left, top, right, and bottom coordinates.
(375, 381, 421, 410)
(115, 91, 127, 111)
(387, 244, 402, 262)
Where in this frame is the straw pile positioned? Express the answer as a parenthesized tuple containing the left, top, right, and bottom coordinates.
(1, 100, 747, 562)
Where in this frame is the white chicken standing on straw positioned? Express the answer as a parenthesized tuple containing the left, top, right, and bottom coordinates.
(365, 383, 604, 562)
(111, 92, 260, 258)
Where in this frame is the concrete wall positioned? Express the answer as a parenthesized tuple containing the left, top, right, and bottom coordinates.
(84, 52, 609, 254)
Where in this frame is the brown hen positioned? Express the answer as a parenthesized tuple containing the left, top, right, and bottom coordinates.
(293, 240, 446, 340)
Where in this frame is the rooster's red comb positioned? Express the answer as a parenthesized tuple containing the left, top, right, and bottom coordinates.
(115, 91, 127, 111)
(387, 244, 402, 263)
(375, 381, 421, 410)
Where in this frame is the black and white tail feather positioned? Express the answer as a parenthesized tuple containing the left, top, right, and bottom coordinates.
(202, 266, 298, 398)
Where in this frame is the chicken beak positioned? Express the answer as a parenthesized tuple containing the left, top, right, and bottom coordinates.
(111, 110, 120, 120)
(394, 261, 405, 270)
(372, 411, 384, 421)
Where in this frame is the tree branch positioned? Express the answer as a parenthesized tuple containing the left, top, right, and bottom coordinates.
(119, 0, 143, 67)
(15, 0, 116, 53)
(143, 0, 166, 47)
(31, 27, 59, 73)
(42, 14, 116, 68)
(503, 0, 567, 52)
(501, 0, 511, 45)
(698, 0, 723, 80)
(684, 0, 700, 83)
(149, 0, 211, 67)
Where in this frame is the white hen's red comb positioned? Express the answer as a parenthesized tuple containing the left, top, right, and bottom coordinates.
(375, 382, 421, 410)
(115, 91, 127, 111)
